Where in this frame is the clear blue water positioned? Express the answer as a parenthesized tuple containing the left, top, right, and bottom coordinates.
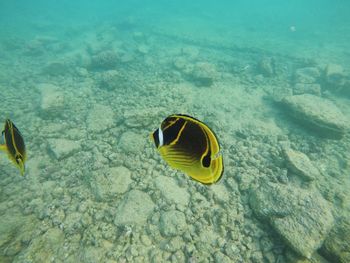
(0, 1, 350, 262)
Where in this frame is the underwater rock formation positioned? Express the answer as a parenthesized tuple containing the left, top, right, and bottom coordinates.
(159, 210, 187, 237)
(38, 83, 65, 117)
(324, 63, 347, 91)
(90, 50, 118, 70)
(114, 190, 155, 225)
(92, 166, 132, 201)
(293, 83, 321, 96)
(154, 176, 190, 211)
(47, 138, 81, 160)
(321, 216, 350, 262)
(250, 182, 334, 259)
(293, 67, 321, 96)
(294, 67, 320, 84)
(87, 104, 115, 133)
(42, 61, 67, 76)
(284, 148, 319, 181)
(281, 94, 349, 138)
(174, 58, 218, 87)
(257, 57, 275, 77)
(190, 62, 218, 86)
(118, 131, 146, 154)
(96, 70, 122, 90)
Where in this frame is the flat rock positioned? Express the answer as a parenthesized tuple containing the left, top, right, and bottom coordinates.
(87, 104, 114, 133)
(114, 190, 155, 225)
(190, 62, 218, 86)
(47, 138, 81, 160)
(17, 228, 64, 262)
(257, 57, 275, 77)
(92, 166, 132, 201)
(250, 182, 334, 258)
(284, 148, 319, 181)
(282, 94, 349, 137)
(90, 50, 118, 70)
(321, 216, 350, 263)
(325, 63, 347, 89)
(118, 131, 145, 154)
(210, 184, 230, 203)
(38, 83, 65, 115)
(43, 61, 67, 76)
(159, 210, 187, 237)
(155, 176, 190, 210)
(294, 67, 320, 84)
(123, 108, 165, 128)
(0, 213, 25, 247)
(293, 83, 321, 96)
(97, 70, 122, 90)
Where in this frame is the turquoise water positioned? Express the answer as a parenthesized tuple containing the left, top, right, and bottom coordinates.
(1, 1, 350, 262)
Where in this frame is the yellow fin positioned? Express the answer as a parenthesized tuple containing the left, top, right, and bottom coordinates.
(0, 144, 6, 152)
(159, 146, 197, 170)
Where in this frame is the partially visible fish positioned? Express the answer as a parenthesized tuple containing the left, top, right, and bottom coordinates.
(0, 119, 26, 175)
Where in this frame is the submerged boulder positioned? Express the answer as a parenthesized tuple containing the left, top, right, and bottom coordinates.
(47, 138, 81, 160)
(250, 182, 334, 259)
(92, 166, 132, 201)
(257, 57, 275, 77)
(159, 210, 187, 237)
(293, 83, 321, 96)
(96, 70, 123, 90)
(90, 50, 118, 70)
(324, 63, 347, 90)
(281, 94, 349, 138)
(294, 67, 320, 84)
(114, 190, 155, 225)
(190, 62, 218, 86)
(284, 148, 319, 181)
(86, 104, 115, 133)
(38, 83, 65, 117)
(321, 216, 350, 263)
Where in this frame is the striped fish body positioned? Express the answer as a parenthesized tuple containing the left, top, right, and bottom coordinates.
(1, 119, 26, 175)
(152, 114, 223, 184)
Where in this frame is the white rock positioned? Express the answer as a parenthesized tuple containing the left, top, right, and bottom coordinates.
(250, 182, 334, 258)
(159, 210, 187, 237)
(211, 184, 230, 203)
(38, 83, 64, 114)
(118, 131, 146, 154)
(155, 176, 190, 210)
(87, 104, 114, 133)
(284, 148, 319, 181)
(114, 190, 155, 225)
(47, 138, 81, 160)
(93, 166, 132, 201)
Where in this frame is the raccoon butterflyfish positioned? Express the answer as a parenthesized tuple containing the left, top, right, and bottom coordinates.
(151, 114, 223, 185)
(0, 119, 26, 176)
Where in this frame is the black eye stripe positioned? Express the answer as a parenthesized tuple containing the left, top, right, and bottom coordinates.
(152, 128, 160, 148)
